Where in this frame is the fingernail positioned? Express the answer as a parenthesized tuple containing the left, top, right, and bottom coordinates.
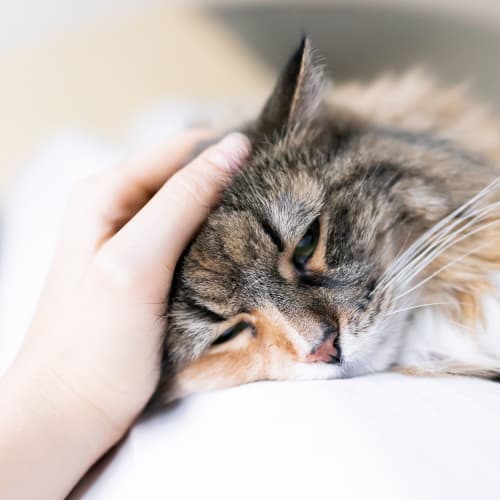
(207, 133, 251, 172)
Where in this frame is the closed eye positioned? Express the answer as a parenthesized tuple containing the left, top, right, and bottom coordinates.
(211, 321, 252, 346)
(185, 297, 227, 323)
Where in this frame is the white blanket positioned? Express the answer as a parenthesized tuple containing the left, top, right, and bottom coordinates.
(1, 107, 499, 500)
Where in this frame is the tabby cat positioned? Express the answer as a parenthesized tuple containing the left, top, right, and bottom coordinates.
(153, 38, 500, 405)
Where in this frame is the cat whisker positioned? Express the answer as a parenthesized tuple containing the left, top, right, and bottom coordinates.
(447, 320, 478, 333)
(382, 227, 414, 278)
(375, 198, 500, 296)
(403, 198, 500, 267)
(386, 301, 456, 317)
(373, 177, 500, 294)
(388, 202, 500, 291)
(380, 199, 500, 293)
(393, 238, 495, 302)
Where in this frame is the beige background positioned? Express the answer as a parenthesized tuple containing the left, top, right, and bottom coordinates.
(0, 5, 274, 194)
(2, 0, 500, 195)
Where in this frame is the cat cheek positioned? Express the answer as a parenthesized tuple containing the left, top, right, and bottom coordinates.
(172, 347, 266, 398)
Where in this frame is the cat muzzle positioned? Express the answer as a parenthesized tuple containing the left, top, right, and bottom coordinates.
(306, 328, 341, 364)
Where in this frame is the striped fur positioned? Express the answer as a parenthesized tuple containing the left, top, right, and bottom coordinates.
(150, 39, 500, 407)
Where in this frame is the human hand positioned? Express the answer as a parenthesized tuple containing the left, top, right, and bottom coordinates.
(0, 131, 250, 499)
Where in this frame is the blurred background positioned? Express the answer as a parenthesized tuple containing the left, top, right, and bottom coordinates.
(2, 0, 500, 195)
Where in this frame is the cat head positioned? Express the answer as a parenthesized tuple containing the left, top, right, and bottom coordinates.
(155, 38, 495, 403)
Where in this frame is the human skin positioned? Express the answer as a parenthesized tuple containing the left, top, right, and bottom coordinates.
(0, 131, 251, 500)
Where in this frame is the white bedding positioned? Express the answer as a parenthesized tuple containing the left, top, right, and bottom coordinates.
(1, 107, 499, 500)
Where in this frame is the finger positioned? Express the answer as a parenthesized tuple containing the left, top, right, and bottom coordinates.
(115, 128, 219, 195)
(68, 129, 219, 247)
(100, 133, 251, 288)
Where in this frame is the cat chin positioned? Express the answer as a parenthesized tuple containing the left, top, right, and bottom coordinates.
(271, 361, 343, 381)
(267, 356, 391, 382)
(268, 348, 399, 382)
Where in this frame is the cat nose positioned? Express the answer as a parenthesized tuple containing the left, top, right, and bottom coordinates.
(306, 326, 341, 364)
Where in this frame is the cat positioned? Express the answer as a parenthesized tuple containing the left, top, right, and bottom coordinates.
(152, 37, 500, 406)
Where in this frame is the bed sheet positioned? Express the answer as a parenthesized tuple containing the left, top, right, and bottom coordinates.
(1, 110, 499, 500)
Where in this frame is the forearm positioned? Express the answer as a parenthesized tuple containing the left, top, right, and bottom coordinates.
(0, 354, 121, 500)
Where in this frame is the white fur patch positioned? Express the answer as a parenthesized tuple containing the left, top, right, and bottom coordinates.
(398, 274, 500, 371)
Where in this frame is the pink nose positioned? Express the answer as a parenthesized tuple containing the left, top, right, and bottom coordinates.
(306, 332, 340, 364)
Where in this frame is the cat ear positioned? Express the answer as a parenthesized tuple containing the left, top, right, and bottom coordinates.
(255, 36, 326, 137)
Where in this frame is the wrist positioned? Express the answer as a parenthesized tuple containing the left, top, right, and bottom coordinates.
(5, 350, 126, 444)
(0, 353, 124, 499)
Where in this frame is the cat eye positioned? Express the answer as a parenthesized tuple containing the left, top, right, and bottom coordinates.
(293, 219, 320, 270)
(211, 321, 252, 346)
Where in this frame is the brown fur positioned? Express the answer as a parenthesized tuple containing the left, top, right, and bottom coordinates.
(174, 305, 307, 399)
(331, 69, 500, 331)
(150, 39, 500, 407)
